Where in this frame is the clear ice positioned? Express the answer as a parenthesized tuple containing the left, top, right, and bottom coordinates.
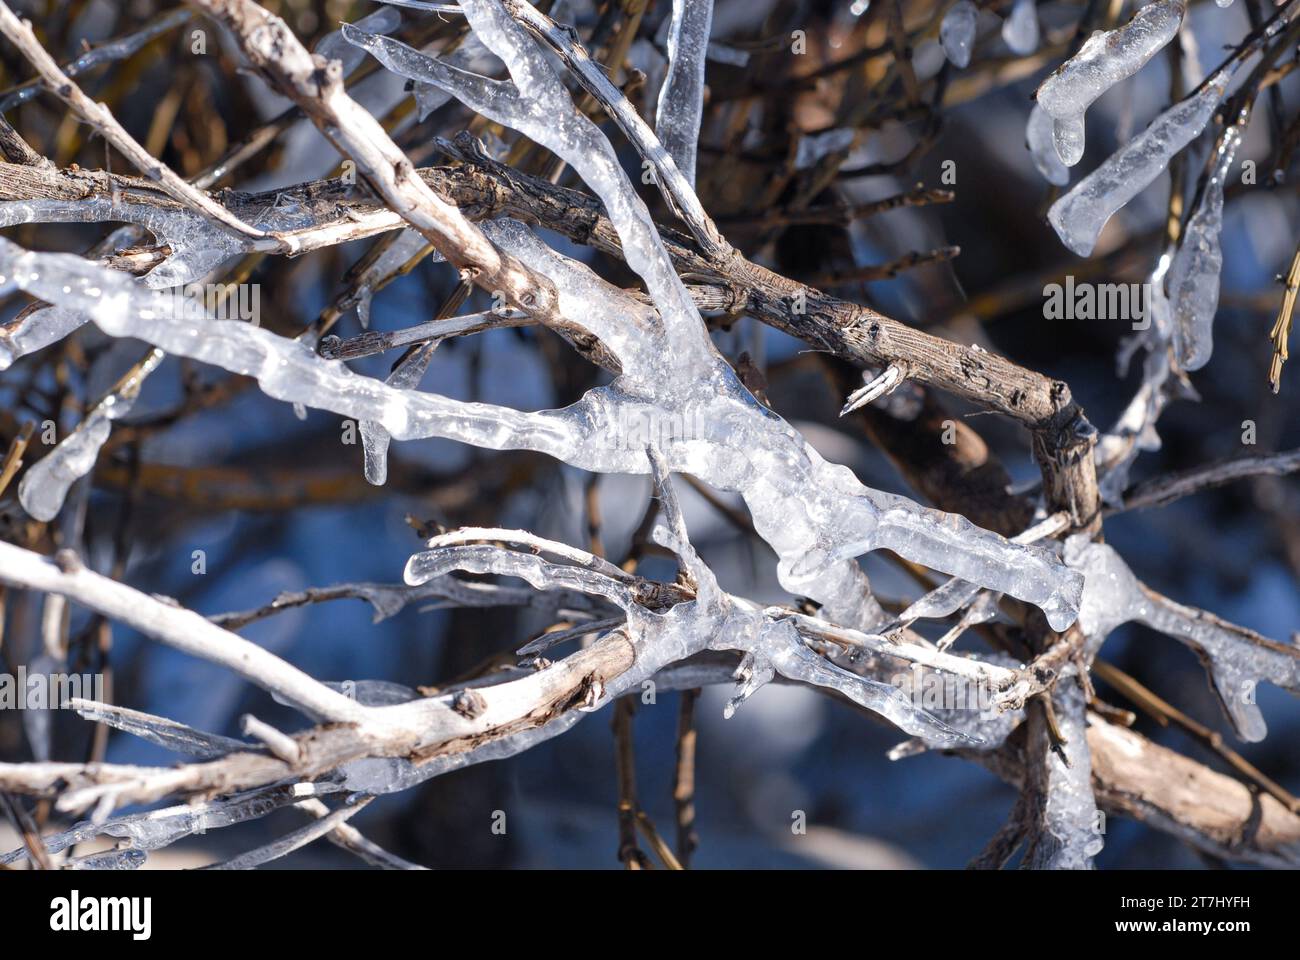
(1047, 69, 1233, 256)
(1167, 121, 1243, 370)
(940, 1, 978, 69)
(17, 349, 164, 522)
(655, 0, 714, 187)
(1035, 0, 1185, 167)
(1002, 0, 1040, 57)
(1066, 536, 1300, 741)
(1026, 104, 1070, 187)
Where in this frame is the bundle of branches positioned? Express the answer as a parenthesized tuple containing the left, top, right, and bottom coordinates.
(0, 0, 1297, 870)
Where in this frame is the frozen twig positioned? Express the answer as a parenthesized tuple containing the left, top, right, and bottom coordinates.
(0, 3, 280, 247)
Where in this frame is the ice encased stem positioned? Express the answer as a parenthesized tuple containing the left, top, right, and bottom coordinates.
(1048, 71, 1231, 256)
(1035, 0, 1185, 166)
(1167, 122, 1243, 370)
(18, 348, 164, 521)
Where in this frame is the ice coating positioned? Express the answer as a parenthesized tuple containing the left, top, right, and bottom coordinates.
(1048, 71, 1232, 257)
(0, 19, 1087, 644)
(0, 0, 1092, 787)
(0, 188, 327, 289)
(1023, 675, 1103, 868)
(0, 235, 1085, 631)
(65, 849, 148, 870)
(0, 195, 240, 289)
(655, 0, 714, 187)
(361, 342, 436, 485)
(1035, 0, 1185, 166)
(344, 4, 1083, 630)
(1066, 536, 1300, 741)
(940, 1, 978, 69)
(1001, 0, 1040, 56)
(402, 469, 981, 747)
(1053, 114, 1087, 168)
(0, 783, 321, 865)
(0, 304, 88, 371)
(314, 6, 402, 75)
(70, 698, 247, 759)
(0, 226, 143, 369)
(1027, 104, 1071, 187)
(18, 348, 164, 522)
(1167, 122, 1243, 370)
(1094, 255, 1176, 504)
(342, 12, 714, 366)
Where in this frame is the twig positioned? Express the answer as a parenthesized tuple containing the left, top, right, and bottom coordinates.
(1269, 246, 1299, 392)
(1117, 447, 1300, 512)
(0, 3, 278, 246)
(673, 689, 699, 867)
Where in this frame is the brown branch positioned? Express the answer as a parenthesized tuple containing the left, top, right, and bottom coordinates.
(1117, 447, 1300, 512)
(673, 688, 700, 868)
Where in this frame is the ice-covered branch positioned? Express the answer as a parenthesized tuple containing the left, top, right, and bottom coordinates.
(344, 0, 1084, 630)
(0, 541, 369, 724)
(0, 2, 280, 248)
(189, 0, 567, 333)
(1066, 537, 1300, 741)
(1048, 4, 1294, 256)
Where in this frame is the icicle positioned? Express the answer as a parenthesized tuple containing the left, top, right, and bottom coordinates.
(1035, 0, 1185, 167)
(940, 1, 978, 69)
(361, 342, 437, 485)
(1168, 121, 1243, 370)
(1048, 69, 1233, 257)
(655, 0, 713, 187)
(1027, 104, 1070, 186)
(69, 699, 246, 759)
(1002, 0, 1040, 56)
(18, 349, 164, 522)
(1052, 114, 1087, 168)
(314, 7, 402, 76)
(1066, 536, 1300, 741)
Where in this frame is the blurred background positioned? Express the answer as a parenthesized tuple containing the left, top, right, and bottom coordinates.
(0, 0, 1297, 868)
